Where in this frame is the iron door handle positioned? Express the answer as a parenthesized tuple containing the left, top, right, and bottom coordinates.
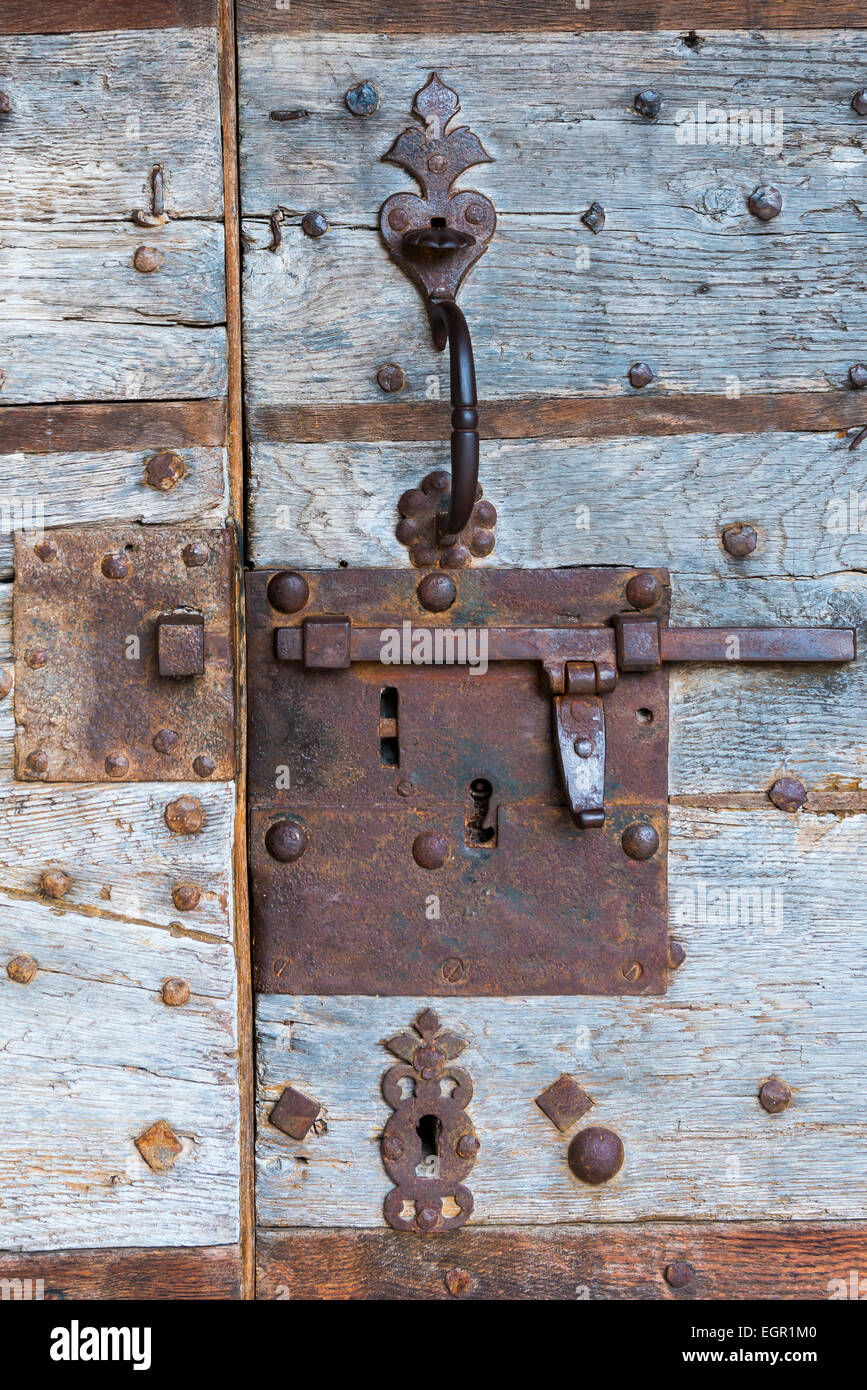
(430, 299, 479, 537)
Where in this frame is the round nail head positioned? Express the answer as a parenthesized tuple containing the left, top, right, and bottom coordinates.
(377, 362, 406, 393)
(412, 832, 448, 870)
(665, 1261, 694, 1289)
(301, 210, 329, 239)
(634, 89, 662, 120)
(748, 184, 782, 221)
(267, 571, 310, 614)
(345, 81, 380, 117)
(568, 1126, 624, 1185)
(164, 796, 205, 835)
(417, 572, 456, 612)
(848, 363, 867, 389)
(265, 819, 308, 863)
(722, 522, 758, 557)
(626, 571, 662, 609)
(628, 361, 654, 388)
(759, 1078, 792, 1114)
(768, 777, 807, 813)
(851, 89, 867, 116)
(101, 553, 130, 579)
(622, 822, 659, 860)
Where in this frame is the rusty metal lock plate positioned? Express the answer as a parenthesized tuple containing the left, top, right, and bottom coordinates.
(14, 526, 236, 782)
(247, 567, 669, 997)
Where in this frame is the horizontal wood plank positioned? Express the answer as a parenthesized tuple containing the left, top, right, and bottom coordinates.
(249, 395, 867, 444)
(255, 809, 867, 1226)
(1, 221, 226, 326)
(256, 1225, 867, 1300)
(0, 1244, 240, 1299)
(246, 433, 867, 579)
(1, 892, 239, 1251)
(238, 2, 867, 33)
(240, 218, 867, 405)
(2, 30, 223, 219)
(0, 2, 217, 33)
(239, 32, 867, 217)
(0, 400, 226, 454)
(0, 445, 227, 580)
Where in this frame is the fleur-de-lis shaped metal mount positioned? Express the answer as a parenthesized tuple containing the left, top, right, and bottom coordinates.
(380, 1008, 479, 1233)
(380, 73, 497, 307)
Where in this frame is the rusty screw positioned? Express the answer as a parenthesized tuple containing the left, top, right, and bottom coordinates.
(748, 185, 782, 221)
(628, 361, 654, 389)
(164, 796, 205, 835)
(444, 1268, 476, 1297)
(377, 363, 406, 393)
(161, 978, 191, 1007)
(455, 1133, 480, 1159)
(568, 1126, 624, 1184)
(172, 883, 201, 912)
(581, 201, 606, 234)
(301, 210, 329, 239)
(388, 208, 410, 232)
(345, 80, 380, 116)
(40, 868, 70, 900)
(465, 204, 486, 225)
(759, 1078, 792, 1114)
(665, 1261, 694, 1289)
(101, 552, 130, 580)
(26, 648, 48, 669)
(634, 89, 662, 120)
(722, 522, 757, 557)
(7, 954, 37, 984)
(468, 527, 495, 557)
(153, 728, 180, 755)
(105, 752, 130, 778)
(412, 831, 448, 870)
(267, 571, 310, 614)
(34, 538, 57, 562)
(621, 961, 644, 982)
(626, 571, 662, 610)
(621, 823, 659, 860)
(382, 1133, 404, 1162)
(182, 541, 210, 568)
(851, 89, 867, 116)
(26, 749, 49, 775)
(415, 1206, 441, 1233)
(768, 777, 807, 813)
(144, 450, 186, 492)
(848, 363, 867, 389)
(133, 245, 163, 274)
(442, 957, 467, 984)
(417, 572, 457, 613)
(193, 755, 215, 778)
(265, 819, 308, 863)
(668, 940, 686, 970)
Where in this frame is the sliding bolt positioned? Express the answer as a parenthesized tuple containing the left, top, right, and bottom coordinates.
(134, 165, 169, 227)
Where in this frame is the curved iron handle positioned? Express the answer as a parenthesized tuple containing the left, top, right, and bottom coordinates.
(430, 298, 479, 537)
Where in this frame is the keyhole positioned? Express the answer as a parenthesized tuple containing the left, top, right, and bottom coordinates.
(465, 777, 496, 846)
(430, 216, 446, 227)
(379, 686, 400, 766)
(415, 1113, 442, 1178)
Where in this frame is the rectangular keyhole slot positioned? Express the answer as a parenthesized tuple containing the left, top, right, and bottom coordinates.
(379, 686, 400, 767)
(464, 777, 498, 847)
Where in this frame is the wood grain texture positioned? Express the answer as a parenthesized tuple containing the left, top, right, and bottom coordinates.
(255, 808, 867, 1226)
(0, 1244, 240, 1299)
(238, 2, 867, 33)
(0, 585, 12, 776)
(246, 433, 867, 578)
(0, 445, 227, 580)
(240, 218, 866, 406)
(1, 890, 239, 1252)
(249, 395, 867, 444)
(238, 31, 867, 217)
(0, 2, 217, 34)
(1, 30, 223, 219)
(1, 221, 226, 325)
(256, 1225, 867, 1300)
(0, 400, 226, 454)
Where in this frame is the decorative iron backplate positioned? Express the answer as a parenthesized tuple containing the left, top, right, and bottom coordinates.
(381, 1009, 478, 1233)
(14, 526, 236, 782)
(247, 567, 669, 996)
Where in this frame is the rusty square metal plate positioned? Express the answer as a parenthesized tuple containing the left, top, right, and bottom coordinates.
(247, 567, 670, 997)
(14, 526, 236, 782)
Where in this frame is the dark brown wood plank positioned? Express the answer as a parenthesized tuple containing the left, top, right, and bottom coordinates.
(0, 1, 216, 32)
(256, 1225, 867, 1300)
(0, 399, 226, 454)
(238, 1, 867, 33)
(249, 393, 867, 444)
(0, 1245, 241, 1300)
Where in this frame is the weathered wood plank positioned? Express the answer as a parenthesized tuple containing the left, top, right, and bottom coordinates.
(248, 395, 867, 444)
(1, 894, 239, 1252)
(255, 808, 867, 1226)
(0, 2, 217, 33)
(238, 32, 867, 217)
(238, 2, 867, 32)
(0, 584, 13, 776)
(0, 782, 236, 942)
(0, 1245, 240, 1300)
(256, 1225, 867, 1301)
(240, 219, 866, 405)
(0, 322, 227, 404)
(1, 221, 226, 325)
(247, 434, 867, 578)
(0, 446, 227, 580)
(1, 30, 223, 219)
(0, 400, 226, 454)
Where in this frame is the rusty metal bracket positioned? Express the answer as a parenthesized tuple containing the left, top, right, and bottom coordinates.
(13, 526, 236, 782)
(247, 564, 855, 998)
(381, 73, 496, 549)
(381, 1009, 478, 1233)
